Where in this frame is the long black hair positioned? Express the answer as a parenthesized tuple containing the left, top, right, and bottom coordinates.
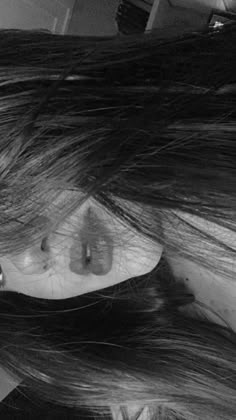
(0, 20, 235, 419)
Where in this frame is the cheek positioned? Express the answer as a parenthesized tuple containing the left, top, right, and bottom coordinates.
(115, 239, 164, 278)
(82, 239, 164, 298)
(0, 239, 163, 300)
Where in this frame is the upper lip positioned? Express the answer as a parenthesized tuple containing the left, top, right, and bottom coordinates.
(85, 207, 112, 244)
(69, 207, 114, 275)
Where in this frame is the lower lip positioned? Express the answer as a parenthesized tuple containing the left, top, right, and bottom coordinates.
(69, 208, 113, 276)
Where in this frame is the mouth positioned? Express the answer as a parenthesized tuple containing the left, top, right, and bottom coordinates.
(69, 207, 114, 276)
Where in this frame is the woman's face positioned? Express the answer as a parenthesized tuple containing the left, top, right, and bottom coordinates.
(0, 195, 163, 299)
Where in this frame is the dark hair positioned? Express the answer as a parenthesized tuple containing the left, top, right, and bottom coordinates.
(0, 21, 236, 420)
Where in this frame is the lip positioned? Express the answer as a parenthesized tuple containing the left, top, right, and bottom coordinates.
(69, 207, 114, 276)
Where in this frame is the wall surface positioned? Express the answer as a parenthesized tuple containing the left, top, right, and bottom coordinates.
(68, 0, 119, 36)
(0, 0, 75, 33)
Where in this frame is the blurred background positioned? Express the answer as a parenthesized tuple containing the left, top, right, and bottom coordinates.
(0, 1, 234, 38)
